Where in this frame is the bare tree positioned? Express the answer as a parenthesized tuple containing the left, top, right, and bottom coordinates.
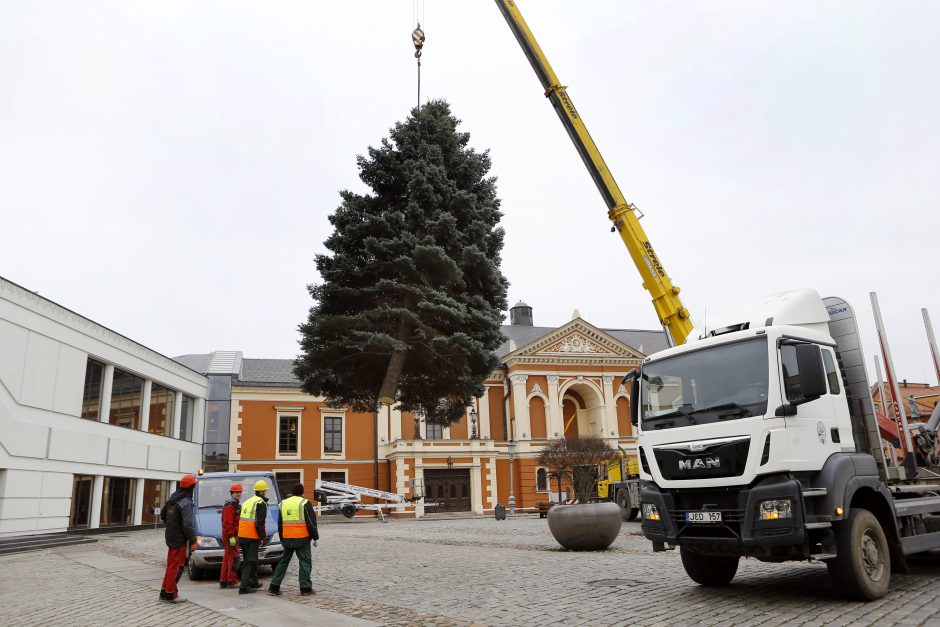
(536, 435, 618, 503)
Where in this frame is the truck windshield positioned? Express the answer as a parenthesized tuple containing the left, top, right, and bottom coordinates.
(641, 337, 768, 429)
(196, 477, 277, 508)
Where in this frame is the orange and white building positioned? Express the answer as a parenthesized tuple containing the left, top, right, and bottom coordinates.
(177, 302, 667, 516)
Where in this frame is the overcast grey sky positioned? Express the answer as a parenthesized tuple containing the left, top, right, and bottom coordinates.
(1, 1, 938, 385)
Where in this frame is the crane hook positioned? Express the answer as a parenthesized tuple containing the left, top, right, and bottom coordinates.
(412, 24, 425, 58)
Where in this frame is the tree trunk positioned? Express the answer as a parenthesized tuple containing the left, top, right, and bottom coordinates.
(377, 316, 410, 406)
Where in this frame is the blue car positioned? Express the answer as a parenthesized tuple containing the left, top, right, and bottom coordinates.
(187, 471, 284, 580)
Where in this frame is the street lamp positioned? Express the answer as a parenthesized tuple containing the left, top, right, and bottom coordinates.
(469, 407, 478, 439)
(507, 439, 516, 516)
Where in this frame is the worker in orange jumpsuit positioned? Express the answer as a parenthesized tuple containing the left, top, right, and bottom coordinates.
(160, 473, 198, 603)
(219, 483, 243, 589)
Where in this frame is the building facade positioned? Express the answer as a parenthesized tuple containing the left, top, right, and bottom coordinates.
(0, 277, 208, 537)
(183, 303, 667, 517)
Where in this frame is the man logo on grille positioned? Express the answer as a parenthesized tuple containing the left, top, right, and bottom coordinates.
(679, 457, 719, 471)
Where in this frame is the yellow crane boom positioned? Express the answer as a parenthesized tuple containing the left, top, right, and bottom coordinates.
(495, 0, 693, 346)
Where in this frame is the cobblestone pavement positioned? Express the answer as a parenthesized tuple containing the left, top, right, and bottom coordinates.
(4, 516, 940, 626)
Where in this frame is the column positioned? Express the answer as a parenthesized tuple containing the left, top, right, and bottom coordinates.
(390, 406, 402, 442)
(377, 404, 389, 445)
(172, 391, 183, 439)
(546, 375, 563, 438)
(133, 477, 145, 525)
(89, 475, 104, 529)
(471, 461, 483, 514)
(192, 398, 206, 443)
(99, 364, 114, 424)
(602, 376, 619, 438)
(413, 466, 425, 518)
(510, 374, 529, 440)
(140, 380, 152, 432)
(477, 391, 491, 439)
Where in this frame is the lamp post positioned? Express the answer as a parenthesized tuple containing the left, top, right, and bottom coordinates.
(507, 439, 516, 516)
(469, 407, 478, 439)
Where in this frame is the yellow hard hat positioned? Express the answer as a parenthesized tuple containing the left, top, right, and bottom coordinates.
(254, 480, 269, 492)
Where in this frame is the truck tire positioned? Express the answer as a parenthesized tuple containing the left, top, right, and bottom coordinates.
(341, 504, 357, 519)
(617, 490, 639, 521)
(680, 546, 739, 586)
(827, 508, 890, 600)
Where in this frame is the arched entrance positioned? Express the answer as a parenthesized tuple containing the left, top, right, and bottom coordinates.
(561, 381, 605, 439)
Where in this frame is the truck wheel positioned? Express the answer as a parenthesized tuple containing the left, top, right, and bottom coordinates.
(341, 504, 357, 519)
(827, 508, 890, 600)
(680, 546, 739, 586)
(617, 490, 639, 521)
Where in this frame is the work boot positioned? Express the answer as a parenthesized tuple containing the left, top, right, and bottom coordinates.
(239, 588, 257, 595)
(219, 582, 229, 589)
(300, 588, 315, 596)
(159, 590, 168, 600)
(251, 582, 263, 589)
(267, 585, 282, 596)
(167, 596, 188, 604)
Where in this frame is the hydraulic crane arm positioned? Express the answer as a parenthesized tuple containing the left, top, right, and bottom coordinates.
(495, 0, 693, 346)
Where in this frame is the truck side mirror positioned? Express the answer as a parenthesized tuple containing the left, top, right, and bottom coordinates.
(795, 343, 827, 400)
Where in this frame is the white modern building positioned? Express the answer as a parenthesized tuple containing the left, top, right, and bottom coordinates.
(0, 276, 208, 537)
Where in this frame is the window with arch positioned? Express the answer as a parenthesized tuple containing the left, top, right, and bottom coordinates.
(536, 467, 548, 492)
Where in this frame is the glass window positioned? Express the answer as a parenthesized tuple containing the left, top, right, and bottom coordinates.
(641, 338, 769, 427)
(69, 475, 94, 528)
(823, 350, 841, 395)
(100, 477, 136, 527)
(110, 369, 144, 430)
(321, 471, 346, 484)
(275, 472, 301, 499)
(536, 468, 548, 492)
(179, 395, 195, 441)
(324, 417, 343, 453)
(81, 359, 105, 420)
(202, 443, 229, 472)
(279, 416, 299, 455)
(426, 423, 443, 440)
(780, 345, 811, 402)
(205, 400, 231, 444)
(143, 479, 170, 524)
(196, 476, 278, 508)
(148, 383, 175, 438)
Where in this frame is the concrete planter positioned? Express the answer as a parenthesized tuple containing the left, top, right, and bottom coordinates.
(546, 502, 622, 551)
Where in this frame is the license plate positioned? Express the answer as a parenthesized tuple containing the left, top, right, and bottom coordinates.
(685, 511, 722, 523)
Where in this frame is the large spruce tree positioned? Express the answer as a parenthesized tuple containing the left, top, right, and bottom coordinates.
(295, 100, 509, 426)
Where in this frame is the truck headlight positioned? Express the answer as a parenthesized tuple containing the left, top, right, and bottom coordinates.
(758, 499, 792, 520)
(642, 503, 661, 521)
(196, 536, 220, 548)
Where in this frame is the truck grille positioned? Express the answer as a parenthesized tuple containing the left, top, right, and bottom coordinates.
(654, 437, 750, 480)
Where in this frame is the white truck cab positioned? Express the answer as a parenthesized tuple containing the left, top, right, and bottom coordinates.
(633, 289, 940, 600)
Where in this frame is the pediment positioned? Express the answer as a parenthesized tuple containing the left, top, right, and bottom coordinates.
(514, 320, 643, 360)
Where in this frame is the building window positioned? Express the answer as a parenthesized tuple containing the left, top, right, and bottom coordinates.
(426, 423, 443, 440)
(179, 395, 195, 441)
(324, 417, 343, 453)
(279, 416, 299, 455)
(100, 477, 136, 527)
(142, 479, 170, 524)
(109, 369, 144, 430)
(69, 475, 94, 528)
(275, 471, 302, 500)
(320, 470, 347, 484)
(148, 383, 175, 437)
(81, 359, 105, 420)
(536, 467, 548, 492)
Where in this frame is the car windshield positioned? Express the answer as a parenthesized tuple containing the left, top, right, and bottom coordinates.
(641, 337, 769, 429)
(196, 477, 277, 508)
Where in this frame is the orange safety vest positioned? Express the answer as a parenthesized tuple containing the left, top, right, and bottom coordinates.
(280, 496, 310, 539)
(238, 495, 263, 539)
